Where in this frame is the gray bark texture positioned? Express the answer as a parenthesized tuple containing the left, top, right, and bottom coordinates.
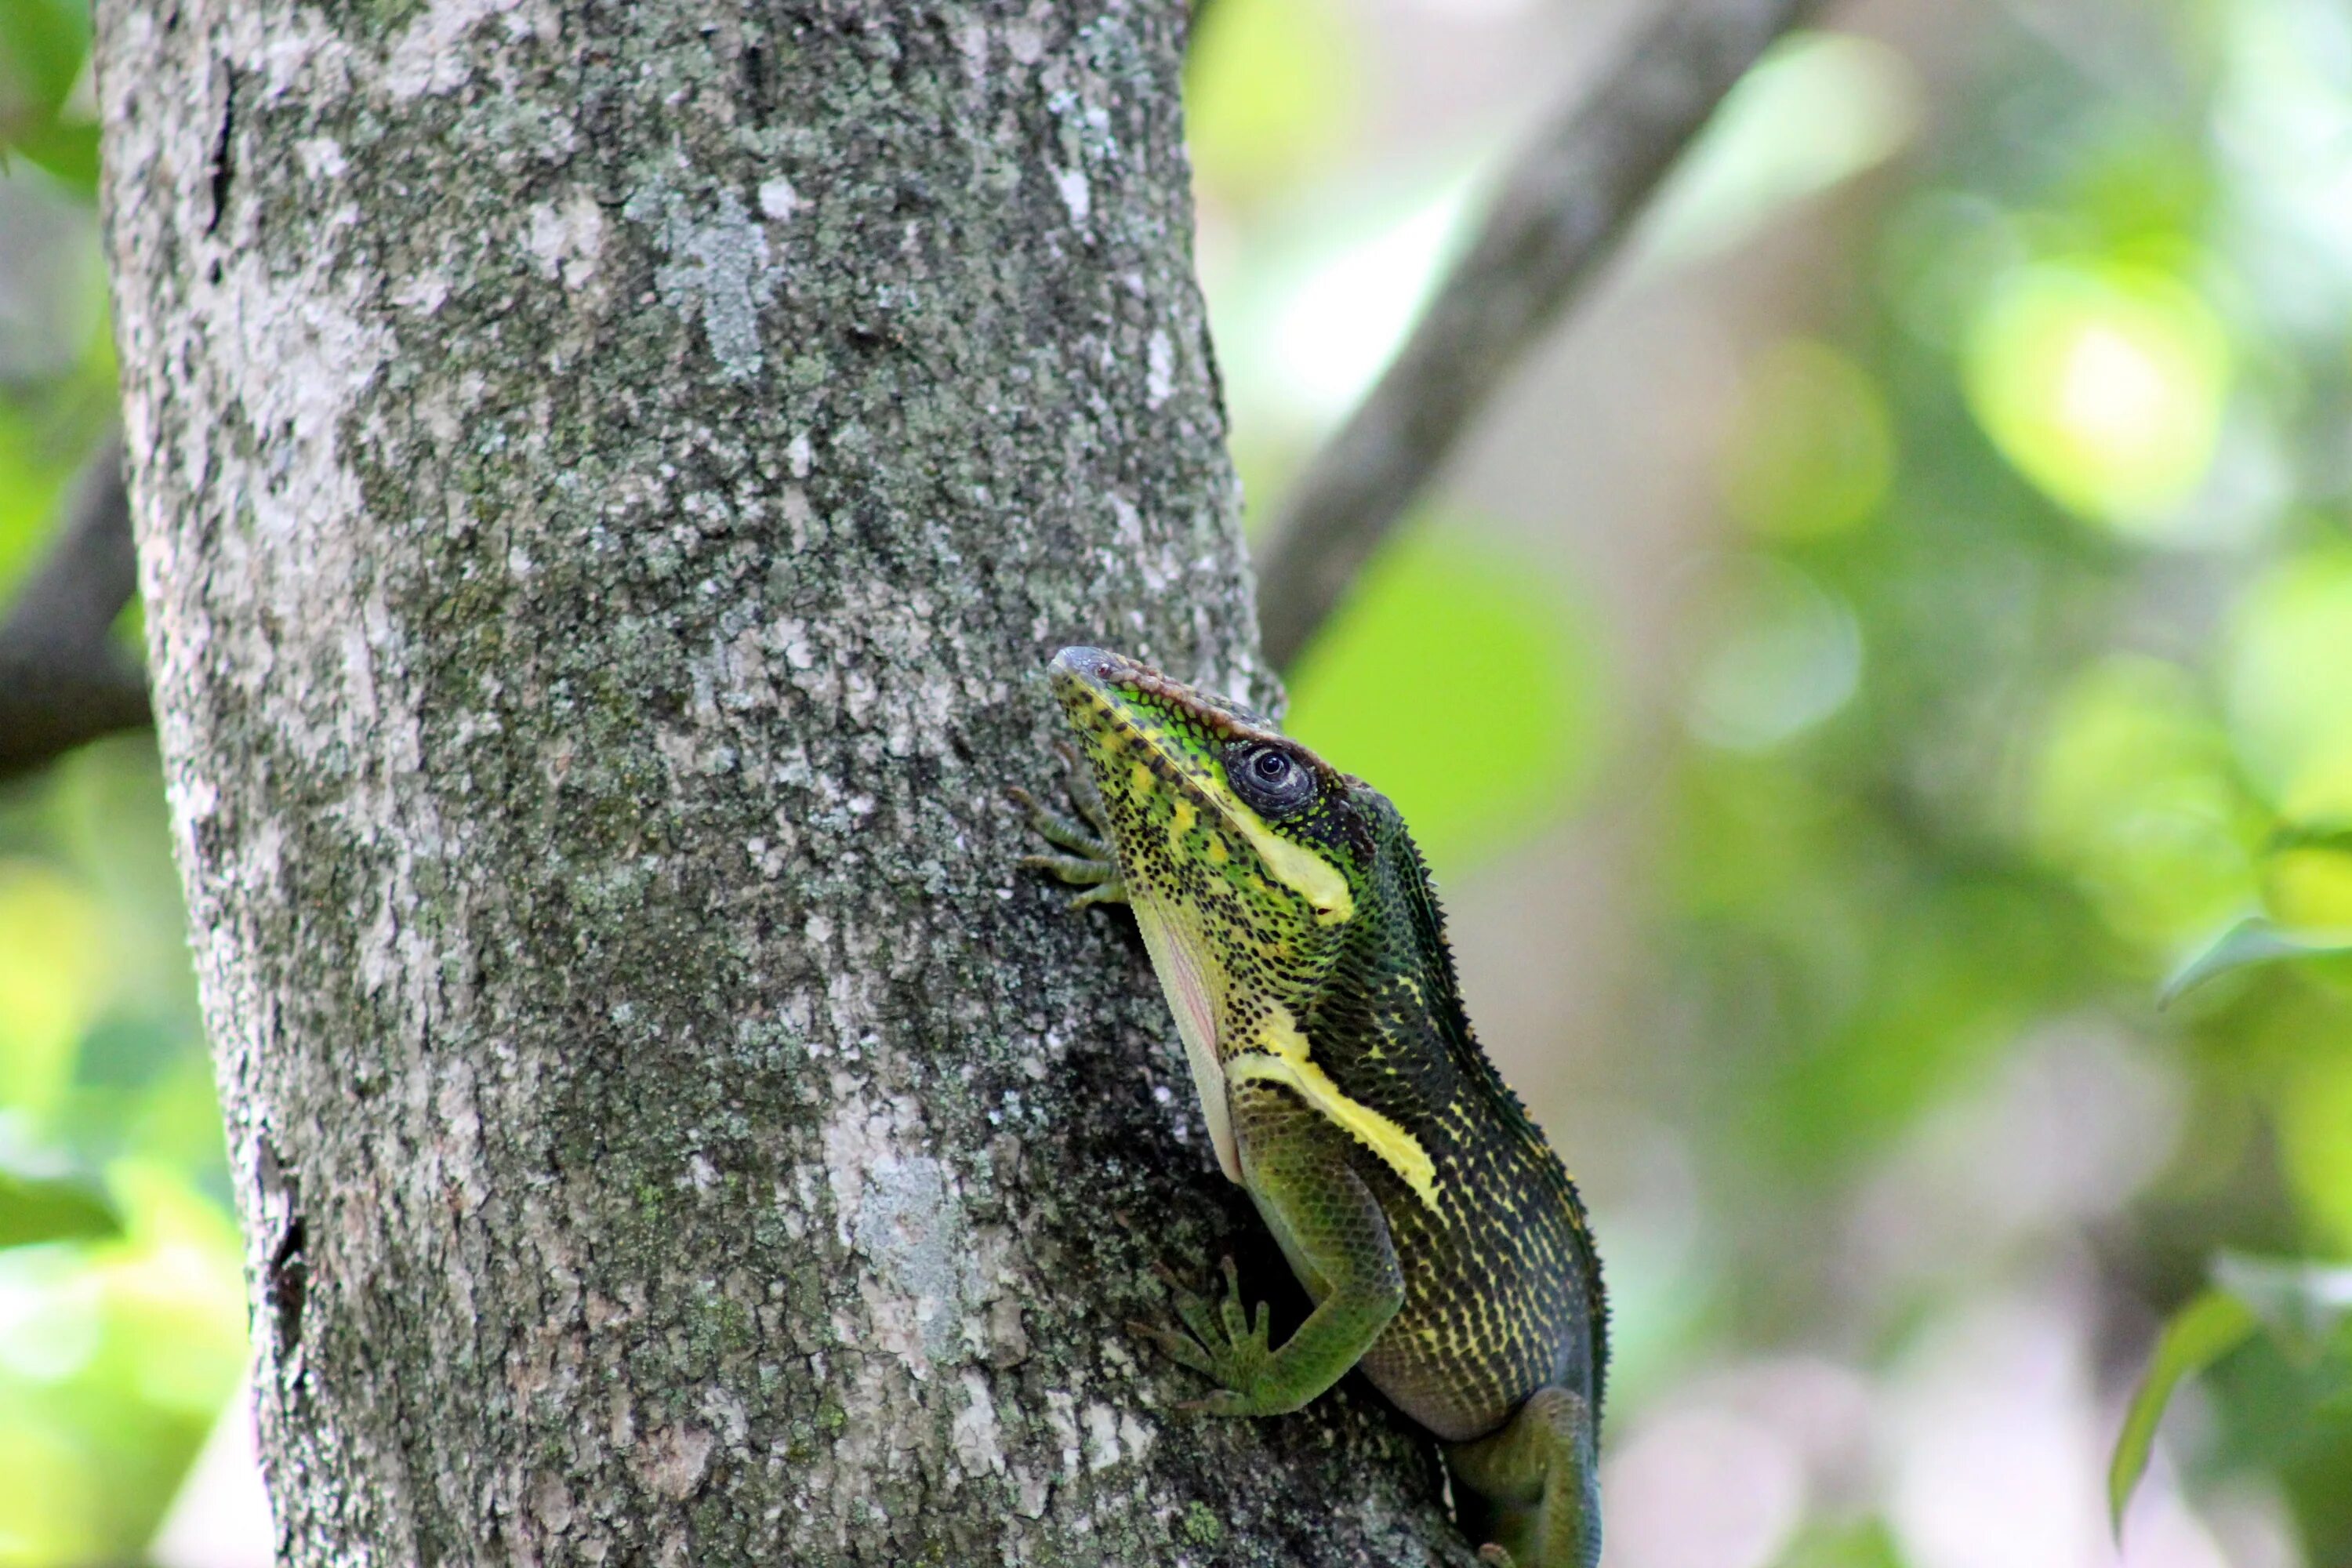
(93, 2, 1471, 1564)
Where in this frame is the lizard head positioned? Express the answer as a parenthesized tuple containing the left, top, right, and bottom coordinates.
(1046, 646, 1376, 970)
(1044, 646, 1415, 1189)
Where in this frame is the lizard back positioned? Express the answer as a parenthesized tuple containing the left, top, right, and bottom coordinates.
(1298, 791, 1606, 1443)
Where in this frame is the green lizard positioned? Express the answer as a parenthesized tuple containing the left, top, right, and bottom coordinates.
(1015, 645, 1605, 1568)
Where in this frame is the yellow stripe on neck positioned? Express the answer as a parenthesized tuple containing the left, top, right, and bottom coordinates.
(1229, 1004, 1440, 1216)
(1221, 805, 1354, 924)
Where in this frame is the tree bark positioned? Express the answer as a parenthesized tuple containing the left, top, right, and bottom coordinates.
(94, 2, 1468, 1564)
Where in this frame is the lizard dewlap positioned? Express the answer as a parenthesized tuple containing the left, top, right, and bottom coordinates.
(1019, 644, 1606, 1568)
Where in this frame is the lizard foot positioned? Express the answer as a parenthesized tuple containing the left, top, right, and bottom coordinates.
(1011, 746, 1126, 908)
(1127, 1256, 1283, 1417)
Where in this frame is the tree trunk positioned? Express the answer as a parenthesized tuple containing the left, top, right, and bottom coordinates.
(94, 2, 1468, 1563)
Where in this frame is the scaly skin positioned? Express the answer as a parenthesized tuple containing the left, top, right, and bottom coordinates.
(1018, 647, 1606, 1568)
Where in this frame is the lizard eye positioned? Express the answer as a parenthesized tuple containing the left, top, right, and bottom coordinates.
(1228, 743, 1315, 816)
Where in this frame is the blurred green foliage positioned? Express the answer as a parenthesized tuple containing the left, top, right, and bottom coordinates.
(1286, 528, 1598, 871)
(1185, 0, 1362, 208)
(0, 739, 240, 1564)
(2111, 1255, 2352, 1533)
(0, 0, 96, 192)
(1648, 0, 2352, 1540)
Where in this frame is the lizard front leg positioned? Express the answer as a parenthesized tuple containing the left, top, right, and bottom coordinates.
(1132, 1080, 1405, 1416)
(1011, 743, 1127, 909)
(1443, 1381, 1602, 1568)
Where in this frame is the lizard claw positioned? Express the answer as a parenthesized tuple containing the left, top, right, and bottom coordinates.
(1127, 1317, 1217, 1376)
(1011, 771, 1123, 906)
(1132, 1254, 1282, 1414)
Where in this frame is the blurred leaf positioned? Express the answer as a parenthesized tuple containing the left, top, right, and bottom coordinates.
(1964, 260, 2230, 537)
(2281, 1045, 2352, 1254)
(1722, 339, 1896, 541)
(0, 0, 96, 194)
(2034, 659, 2256, 949)
(2228, 546, 2352, 814)
(0, 398, 76, 599)
(0, 0, 89, 111)
(2161, 916, 2352, 1007)
(2109, 1289, 2257, 1536)
(0, 1419, 104, 1563)
(98, 1160, 248, 1417)
(1184, 0, 1359, 208)
(1244, 172, 1480, 429)
(1285, 528, 1597, 876)
(2263, 829, 2352, 929)
(0, 860, 106, 1117)
(1642, 31, 1923, 267)
(8, 119, 96, 190)
(0, 1165, 115, 1250)
(1770, 1517, 1904, 1568)
(2212, 1252, 2352, 1363)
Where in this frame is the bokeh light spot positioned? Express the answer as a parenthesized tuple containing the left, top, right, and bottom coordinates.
(1963, 261, 2229, 538)
(1682, 556, 1861, 752)
(1721, 339, 1895, 540)
(1284, 528, 1598, 877)
(2228, 545, 2352, 818)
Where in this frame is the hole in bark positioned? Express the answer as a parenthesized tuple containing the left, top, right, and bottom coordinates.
(206, 68, 238, 237)
(268, 1214, 307, 1352)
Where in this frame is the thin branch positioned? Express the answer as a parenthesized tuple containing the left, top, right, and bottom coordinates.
(1254, 0, 1824, 673)
(0, 430, 150, 782)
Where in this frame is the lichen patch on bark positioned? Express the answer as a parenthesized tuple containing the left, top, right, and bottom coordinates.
(625, 179, 778, 383)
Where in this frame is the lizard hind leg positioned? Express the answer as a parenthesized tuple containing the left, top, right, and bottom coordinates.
(1443, 1385, 1600, 1568)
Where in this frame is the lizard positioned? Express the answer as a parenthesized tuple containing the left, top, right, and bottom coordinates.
(1014, 644, 1606, 1568)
